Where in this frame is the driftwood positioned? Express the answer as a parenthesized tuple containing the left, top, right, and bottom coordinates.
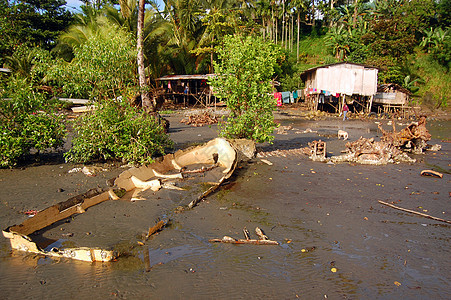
(331, 137, 415, 165)
(255, 227, 269, 240)
(209, 227, 279, 245)
(243, 227, 251, 240)
(378, 116, 431, 153)
(420, 170, 443, 178)
(209, 237, 279, 245)
(378, 200, 451, 224)
(146, 220, 167, 240)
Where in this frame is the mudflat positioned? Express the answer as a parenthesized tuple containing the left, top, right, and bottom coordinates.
(0, 108, 449, 299)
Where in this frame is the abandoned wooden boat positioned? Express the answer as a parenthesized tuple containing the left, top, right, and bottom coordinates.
(3, 138, 254, 262)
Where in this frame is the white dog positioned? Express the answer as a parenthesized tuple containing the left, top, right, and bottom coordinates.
(338, 130, 348, 141)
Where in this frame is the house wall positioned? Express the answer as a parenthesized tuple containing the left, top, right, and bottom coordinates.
(373, 92, 409, 105)
(305, 64, 378, 96)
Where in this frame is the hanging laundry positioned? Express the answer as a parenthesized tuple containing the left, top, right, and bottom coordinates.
(274, 92, 282, 107)
(281, 91, 291, 104)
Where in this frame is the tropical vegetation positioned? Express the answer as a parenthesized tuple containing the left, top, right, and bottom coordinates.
(210, 34, 282, 143)
(0, 0, 449, 166)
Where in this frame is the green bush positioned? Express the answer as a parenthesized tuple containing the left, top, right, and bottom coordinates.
(64, 99, 173, 165)
(0, 77, 65, 167)
(209, 34, 282, 143)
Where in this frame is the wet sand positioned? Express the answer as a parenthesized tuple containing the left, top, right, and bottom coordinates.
(0, 109, 450, 299)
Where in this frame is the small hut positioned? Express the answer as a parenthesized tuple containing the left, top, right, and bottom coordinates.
(156, 74, 216, 107)
(373, 83, 412, 116)
(300, 62, 378, 113)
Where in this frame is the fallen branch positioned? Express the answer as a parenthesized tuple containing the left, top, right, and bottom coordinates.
(188, 182, 220, 209)
(255, 227, 269, 240)
(209, 227, 279, 245)
(146, 220, 167, 240)
(243, 227, 251, 240)
(378, 200, 451, 224)
(209, 236, 279, 245)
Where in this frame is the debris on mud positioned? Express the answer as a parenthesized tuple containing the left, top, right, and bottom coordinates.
(378, 200, 451, 224)
(3, 138, 255, 262)
(420, 170, 443, 178)
(276, 125, 293, 135)
(257, 148, 306, 159)
(209, 227, 279, 245)
(330, 137, 416, 165)
(298, 117, 440, 165)
(301, 140, 327, 162)
(145, 219, 168, 240)
(378, 116, 432, 154)
(180, 111, 218, 127)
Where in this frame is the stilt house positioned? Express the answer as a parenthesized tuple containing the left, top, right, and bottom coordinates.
(156, 74, 216, 107)
(300, 62, 378, 113)
(373, 83, 412, 117)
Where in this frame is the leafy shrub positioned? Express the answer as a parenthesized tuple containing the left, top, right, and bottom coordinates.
(209, 34, 282, 143)
(64, 99, 173, 165)
(49, 24, 137, 100)
(0, 77, 65, 167)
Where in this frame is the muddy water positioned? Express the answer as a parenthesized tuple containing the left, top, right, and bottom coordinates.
(0, 117, 450, 299)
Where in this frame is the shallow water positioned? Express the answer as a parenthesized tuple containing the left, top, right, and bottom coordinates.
(0, 118, 450, 299)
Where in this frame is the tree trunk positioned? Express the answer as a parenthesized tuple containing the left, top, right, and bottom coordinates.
(210, 36, 214, 73)
(291, 13, 294, 51)
(282, 0, 285, 48)
(329, 0, 335, 27)
(312, 0, 315, 27)
(353, 0, 358, 28)
(137, 0, 151, 110)
(297, 11, 300, 62)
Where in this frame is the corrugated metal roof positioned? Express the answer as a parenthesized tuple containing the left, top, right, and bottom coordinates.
(156, 74, 215, 81)
(300, 62, 378, 80)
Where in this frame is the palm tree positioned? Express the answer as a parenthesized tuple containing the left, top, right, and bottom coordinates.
(195, 0, 237, 72)
(137, 0, 150, 109)
(290, 0, 308, 62)
(325, 24, 350, 60)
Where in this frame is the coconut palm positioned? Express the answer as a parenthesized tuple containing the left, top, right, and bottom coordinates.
(194, 0, 237, 72)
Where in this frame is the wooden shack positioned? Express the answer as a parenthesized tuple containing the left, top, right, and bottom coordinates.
(156, 74, 216, 107)
(373, 83, 412, 116)
(300, 62, 378, 113)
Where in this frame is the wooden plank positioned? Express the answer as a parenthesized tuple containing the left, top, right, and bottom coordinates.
(58, 98, 90, 104)
(10, 191, 111, 236)
(72, 105, 96, 113)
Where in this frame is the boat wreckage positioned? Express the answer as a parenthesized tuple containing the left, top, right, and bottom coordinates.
(3, 138, 255, 262)
(305, 116, 439, 165)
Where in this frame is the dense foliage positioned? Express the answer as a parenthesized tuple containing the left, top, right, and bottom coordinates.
(0, 77, 65, 167)
(0, 0, 72, 65)
(210, 34, 282, 143)
(49, 23, 137, 100)
(64, 99, 173, 164)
